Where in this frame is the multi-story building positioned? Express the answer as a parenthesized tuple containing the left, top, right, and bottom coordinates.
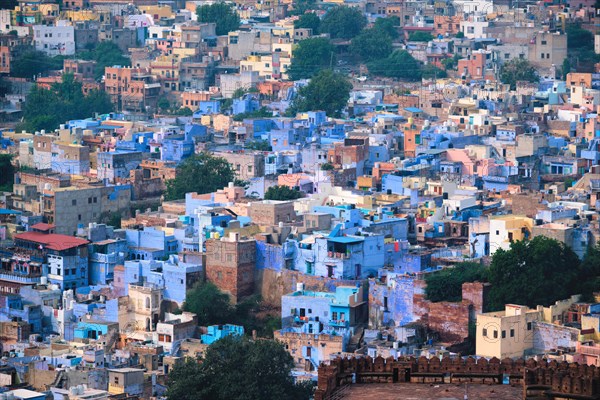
(0, 230, 89, 292)
(32, 24, 75, 56)
(104, 66, 161, 113)
(529, 31, 567, 72)
(97, 150, 143, 183)
(205, 233, 256, 304)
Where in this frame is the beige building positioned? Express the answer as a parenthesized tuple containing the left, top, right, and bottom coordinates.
(249, 200, 296, 226)
(529, 31, 567, 72)
(107, 368, 144, 396)
(215, 152, 265, 180)
(476, 296, 581, 359)
(129, 284, 163, 332)
(489, 215, 534, 254)
(274, 330, 344, 371)
(476, 304, 542, 359)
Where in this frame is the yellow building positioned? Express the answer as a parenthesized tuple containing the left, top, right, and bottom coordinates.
(61, 10, 99, 22)
(139, 5, 173, 19)
(240, 53, 291, 80)
(476, 296, 581, 359)
(489, 215, 534, 254)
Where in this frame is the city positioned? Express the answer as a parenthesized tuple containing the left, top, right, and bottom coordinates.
(0, 0, 599, 399)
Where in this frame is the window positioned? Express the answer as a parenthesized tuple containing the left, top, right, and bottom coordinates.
(332, 312, 338, 321)
(527, 322, 532, 330)
(510, 329, 515, 337)
(114, 377, 119, 384)
(502, 330, 506, 339)
(541, 40, 547, 45)
(72, 199, 77, 206)
(493, 330, 498, 339)
(78, 214, 82, 221)
(482, 328, 487, 337)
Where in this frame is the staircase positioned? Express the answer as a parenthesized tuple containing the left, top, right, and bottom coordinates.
(47, 370, 65, 389)
(171, 340, 181, 356)
(346, 325, 365, 353)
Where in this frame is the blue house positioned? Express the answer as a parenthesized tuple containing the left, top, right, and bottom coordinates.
(232, 94, 260, 115)
(201, 324, 244, 344)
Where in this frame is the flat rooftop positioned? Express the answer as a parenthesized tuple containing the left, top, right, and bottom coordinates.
(342, 383, 521, 400)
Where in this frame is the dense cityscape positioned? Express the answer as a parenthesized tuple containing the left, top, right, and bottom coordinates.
(0, 0, 599, 399)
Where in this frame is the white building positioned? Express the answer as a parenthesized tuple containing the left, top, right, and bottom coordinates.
(33, 24, 75, 56)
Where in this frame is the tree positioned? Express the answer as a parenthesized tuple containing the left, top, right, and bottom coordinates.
(409, 31, 434, 42)
(245, 139, 272, 151)
(320, 6, 367, 39)
(289, 69, 351, 117)
(368, 50, 422, 81)
(442, 54, 461, 71)
(373, 16, 400, 39)
(562, 58, 571, 79)
(455, 31, 465, 38)
(579, 244, 600, 301)
(19, 73, 113, 132)
(197, 2, 240, 36)
(11, 49, 63, 79)
(500, 58, 538, 90)
(164, 153, 235, 200)
(425, 262, 487, 303)
(567, 23, 594, 50)
(350, 28, 393, 62)
(487, 236, 581, 311)
(182, 282, 234, 326)
(264, 185, 303, 200)
(422, 64, 447, 79)
(294, 12, 320, 34)
(0, 154, 14, 192)
(79, 41, 131, 80)
(321, 162, 334, 170)
(166, 337, 313, 400)
(287, 37, 335, 80)
(232, 107, 272, 121)
(289, 0, 317, 16)
(158, 97, 170, 111)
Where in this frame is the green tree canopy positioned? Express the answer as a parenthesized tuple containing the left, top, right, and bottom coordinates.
(19, 73, 113, 132)
(289, 69, 351, 117)
(182, 282, 234, 326)
(264, 185, 303, 200)
(294, 12, 320, 34)
(350, 28, 393, 62)
(287, 37, 335, 80)
(245, 139, 272, 151)
(367, 50, 422, 81)
(373, 16, 400, 39)
(79, 41, 131, 80)
(165, 152, 235, 200)
(425, 262, 488, 303)
(166, 337, 313, 400)
(289, 0, 318, 16)
(499, 58, 538, 90)
(197, 2, 240, 36)
(0, 154, 14, 192)
(422, 64, 447, 79)
(11, 49, 64, 79)
(487, 236, 581, 311)
(567, 23, 594, 50)
(409, 31, 434, 42)
(320, 6, 367, 39)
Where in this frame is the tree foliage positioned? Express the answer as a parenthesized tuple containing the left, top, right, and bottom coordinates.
(499, 58, 538, 90)
(409, 31, 434, 42)
(487, 236, 581, 311)
(0, 154, 14, 192)
(166, 337, 313, 400)
(289, 0, 318, 16)
(320, 6, 367, 39)
(183, 282, 234, 326)
(350, 28, 393, 62)
(422, 64, 447, 79)
(245, 139, 272, 151)
(294, 12, 320, 34)
(567, 23, 594, 50)
(11, 49, 64, 79)
(287, 37, 335, 80)
(373, 16, 400, 39)
(165, 153, 235, 200)
(197, 2, 240, 36)
(232, 107, 272, 121)
(79, 41, 131, 80)
(425, 262, 488, 303)
(19, 73, 113, 132)
(264, 185, 303, 200)
(367, 50, 422, 81)
(289, 69, 351, 117)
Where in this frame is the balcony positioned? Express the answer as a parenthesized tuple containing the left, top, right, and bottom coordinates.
(329, 320, 349, 328)
(0, 270, 42, 284)
(327, 251, 349, 259)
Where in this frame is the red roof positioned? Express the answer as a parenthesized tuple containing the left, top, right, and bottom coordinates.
(15, 232, 89, 251)
(31, 223, 56, 231)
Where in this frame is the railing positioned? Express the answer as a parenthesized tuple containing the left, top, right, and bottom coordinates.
(0, 271, 42, 284)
